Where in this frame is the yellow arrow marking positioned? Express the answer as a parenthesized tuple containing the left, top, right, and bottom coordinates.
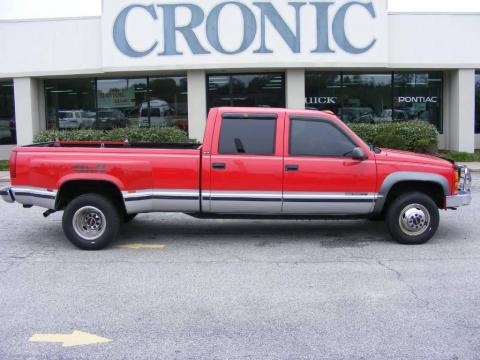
(29, 331, 111, 347)
(119, 243, 165, 250)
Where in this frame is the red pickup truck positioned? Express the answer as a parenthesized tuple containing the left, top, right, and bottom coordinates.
(1, 107, 472, 250)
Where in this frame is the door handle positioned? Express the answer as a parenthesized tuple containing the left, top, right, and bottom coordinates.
(285, 164, 299, 172)
(212, 162, 226, 169)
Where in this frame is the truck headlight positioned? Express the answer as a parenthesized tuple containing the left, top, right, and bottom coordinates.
(456, 165, 472, 192)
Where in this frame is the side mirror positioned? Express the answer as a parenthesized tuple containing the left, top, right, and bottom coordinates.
(352, 147, 367, 161)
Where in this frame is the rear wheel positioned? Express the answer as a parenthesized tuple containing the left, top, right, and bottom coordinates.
(62, 194, 121, 250)
(386, 192, 439, 245)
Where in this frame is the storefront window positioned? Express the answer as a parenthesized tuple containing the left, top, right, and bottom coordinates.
(45, 79, 96, 130)
(305, 71, 444, 132)
(45, 76, 188, 132)
(207, 73, 285, 110)
(148, 76, 188, 130)
(475, 71, 480, 134)
(393, 72, 443, 132)
(0, 81, 15, 144)
(341, 73, 392, 124)
(305, 72, 341, 115)
(96, 78, 147, 129)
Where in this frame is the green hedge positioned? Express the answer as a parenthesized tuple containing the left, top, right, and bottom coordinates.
(33, 127, 191, 144)
(348, 121, 439, 154)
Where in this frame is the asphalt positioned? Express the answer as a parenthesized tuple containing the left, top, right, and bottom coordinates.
(0, 175, 479, 359)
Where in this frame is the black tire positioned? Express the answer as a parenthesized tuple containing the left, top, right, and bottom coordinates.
(62, 193, 121, 250)
(368, 214, 385, 221)
(124, 213, 138, 223)
(386, 192, 439, 245)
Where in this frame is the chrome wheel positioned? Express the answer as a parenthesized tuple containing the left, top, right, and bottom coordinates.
(398, 203, 430, 236)
(72, 206, 106, 241)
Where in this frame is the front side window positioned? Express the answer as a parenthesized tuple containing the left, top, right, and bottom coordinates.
(290, 118, 356, 157)
(218, 117, 276, 155)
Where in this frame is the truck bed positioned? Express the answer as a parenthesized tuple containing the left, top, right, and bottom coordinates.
(11, 142, 203, 213)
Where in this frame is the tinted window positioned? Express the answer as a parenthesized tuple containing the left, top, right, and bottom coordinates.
(305, 71, 444, 133)
(207, 73, 286, 110)
(341, 73, 392, 124)
(218, 117, 276, 155)
(45, 78, 96, 130)
(290, 119, 356, 157)
(0, 80, 15, 145)
(393, 72, 443, 133)
(45, 75, 188, 132)
(305, 72, 341, 115)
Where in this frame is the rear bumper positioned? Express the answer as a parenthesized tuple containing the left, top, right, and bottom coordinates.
(446, 190, 472, 208)
(0, 186, 15, 203)
(0, 186, 56, 209)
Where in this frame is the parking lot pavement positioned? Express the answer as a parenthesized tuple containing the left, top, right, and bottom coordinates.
(0, 175, 479, 360)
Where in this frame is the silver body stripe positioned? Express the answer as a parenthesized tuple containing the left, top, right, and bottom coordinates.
(123, 189, 200, 214)
(2, 186, 379, 216)
(10, 187, 57, 210)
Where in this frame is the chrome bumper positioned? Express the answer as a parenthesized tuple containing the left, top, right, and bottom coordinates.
(446, 190, 472, 208)
(0, 186, 15, 203)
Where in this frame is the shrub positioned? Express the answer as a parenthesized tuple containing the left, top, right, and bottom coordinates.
(33, 127, 191, 144)
(372, 134, 407, 151)
(348, 121, 438, 153)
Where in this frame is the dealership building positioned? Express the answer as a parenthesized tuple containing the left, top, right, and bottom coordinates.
(0, 0, 479, 159)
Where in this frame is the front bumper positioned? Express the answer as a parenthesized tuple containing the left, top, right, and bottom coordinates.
(446, 165, 473, 209)
(446, 190, 472, 208)
(0, 186, 15, 203)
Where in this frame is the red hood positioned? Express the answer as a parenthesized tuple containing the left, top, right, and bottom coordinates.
(377, 148, 454, 168)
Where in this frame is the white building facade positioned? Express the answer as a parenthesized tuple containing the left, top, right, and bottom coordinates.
(0, 0, 479, 159)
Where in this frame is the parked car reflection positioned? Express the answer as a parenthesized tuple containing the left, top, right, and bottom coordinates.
(138, 100, 173, 128)
(95, 109, 126, 129)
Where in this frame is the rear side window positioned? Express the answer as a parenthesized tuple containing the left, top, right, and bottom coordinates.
(218, 117, 276, 155)
(290, 118, 356, 157)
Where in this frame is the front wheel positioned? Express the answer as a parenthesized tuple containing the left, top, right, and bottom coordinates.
(62, 194, 121, 250)
(386, 192, 439, 245)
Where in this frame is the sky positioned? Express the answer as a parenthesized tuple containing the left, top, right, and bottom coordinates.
(0, 0, 479, 20)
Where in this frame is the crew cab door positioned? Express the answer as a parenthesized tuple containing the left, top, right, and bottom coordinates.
(206, 111, 284, 213)
(282, 114, 377, 214)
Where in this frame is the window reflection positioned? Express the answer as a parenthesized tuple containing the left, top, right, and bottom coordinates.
(207, 73, 285, 110)
(148, 76, 188, 130)
(45, 76, 188, 132)
(305, 71, 444, 132)
(96, 78, 146, 129)
(394, 72, 443, 132)
(341, 73, 392, 124)
(45, 78, 96, 130)
(0, 81, 15, 145)
(305, 72, 341, 114)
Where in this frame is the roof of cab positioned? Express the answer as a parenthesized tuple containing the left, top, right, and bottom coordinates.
(212, 106, 337, 119)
